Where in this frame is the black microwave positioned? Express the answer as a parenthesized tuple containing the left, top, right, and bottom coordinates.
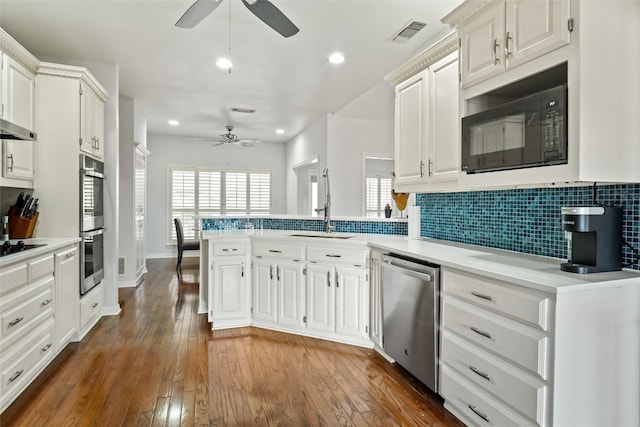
(461, 84, 568, 174)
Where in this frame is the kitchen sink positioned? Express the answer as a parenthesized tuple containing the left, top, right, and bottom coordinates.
(289, 233, 354, 239)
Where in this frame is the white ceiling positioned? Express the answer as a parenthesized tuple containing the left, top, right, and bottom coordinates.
(0, 0, 461, 143)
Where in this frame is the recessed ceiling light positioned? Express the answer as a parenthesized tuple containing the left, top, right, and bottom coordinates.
(168, 119, 179, 126)
(216, 57, 233, 70)
(276, 129, 285, 134)
(328, 52, 345, 64)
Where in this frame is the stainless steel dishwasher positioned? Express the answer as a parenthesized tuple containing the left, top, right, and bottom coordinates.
(381, 253, 440, 392)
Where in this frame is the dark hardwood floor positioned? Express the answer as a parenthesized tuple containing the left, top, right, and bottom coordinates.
(1, 257, 463, 426)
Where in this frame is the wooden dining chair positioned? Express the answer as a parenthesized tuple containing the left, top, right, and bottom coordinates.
(174, 218, 200, 270)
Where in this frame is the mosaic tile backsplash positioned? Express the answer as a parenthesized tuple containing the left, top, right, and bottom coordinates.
(416, 183, 640, 271)
(201, 217, 408, 236)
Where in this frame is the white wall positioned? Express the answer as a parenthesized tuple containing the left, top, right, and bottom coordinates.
(146, 134, 287, 257)
(285, 115, 328, 214)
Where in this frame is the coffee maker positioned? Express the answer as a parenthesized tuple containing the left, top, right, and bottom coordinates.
(561, 206, 623, 273)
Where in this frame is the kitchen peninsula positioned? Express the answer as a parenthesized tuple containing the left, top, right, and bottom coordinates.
(201, 227, 639, 427)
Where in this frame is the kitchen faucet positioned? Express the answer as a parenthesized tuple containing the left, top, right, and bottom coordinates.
(315, 168, 335, 233)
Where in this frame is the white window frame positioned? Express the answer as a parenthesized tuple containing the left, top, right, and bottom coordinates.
(365, 175, 393, 218)
(168, 165, 272, 244)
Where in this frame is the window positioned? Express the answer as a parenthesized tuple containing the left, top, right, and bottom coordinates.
(365, 176, 393, 218)
(169, 166, 271, 242)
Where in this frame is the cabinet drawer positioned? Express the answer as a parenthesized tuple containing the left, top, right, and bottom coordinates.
(253, 242, 304, 260)
(443, 269, 551, 331)
(0, 263, 28, 295)
(80, 287, 102, 329)
(307, 246, 368, 266)
(441, 331, 547, 424)
(28, 255, 54, 282)
(440, 365, 537, 427)
(442, 297, 549, 379)
(1, 320, 54, 406)
(1, 279, 54, 342)
(212, 241, 247, 256)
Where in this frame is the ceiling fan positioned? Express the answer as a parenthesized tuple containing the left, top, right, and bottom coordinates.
(197, 125, 262, 147)
(175, 0, 299, 38)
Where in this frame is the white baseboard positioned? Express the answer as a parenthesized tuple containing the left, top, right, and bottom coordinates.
(118, 279, 138, 288)
(102, 304, 121, 316)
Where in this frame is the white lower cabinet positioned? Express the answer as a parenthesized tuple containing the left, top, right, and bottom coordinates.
(79, 282, 103, 339)
(305, 264, 334, 333)
(54, 245, 78, 352)
(276, 260, 304, 328)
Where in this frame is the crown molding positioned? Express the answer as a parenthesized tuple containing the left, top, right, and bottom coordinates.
(441, 0, 496, 28)
(384, 31, 458, 86)
(0, 27, 40, 72)
(37, 61, 108, 101)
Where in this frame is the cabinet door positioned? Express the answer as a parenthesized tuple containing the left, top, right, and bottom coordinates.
(505, 0, 571, 69)
(54, 246, 78, 352)
(252, 258, 276, 322)
(92, 96, 105, 160)
(79, 83, 93, 156)
(335, 266, 368, 338)
(369, 254, 382, 347)
(3, 140, 34, 180)
(213, 258, 246, 321)
(459, 0, 505, 87)
(428, 51, 460, 185)
(1, 54, 35, 130)
(394, 72, 428, 187)
(277, 261, 304, 328)
(305, 264, 334, 333)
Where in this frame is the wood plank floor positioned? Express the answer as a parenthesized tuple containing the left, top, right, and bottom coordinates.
(1, 257, 463, 426)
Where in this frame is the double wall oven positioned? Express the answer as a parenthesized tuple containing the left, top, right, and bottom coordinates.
(80, 154, 105, 296)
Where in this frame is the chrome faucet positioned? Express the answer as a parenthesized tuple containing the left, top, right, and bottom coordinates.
(315, 168, 335, 233)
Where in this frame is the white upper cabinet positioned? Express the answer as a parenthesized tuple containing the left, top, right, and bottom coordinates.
(80, 82, 105, 160)
(1, 31, 38, 187)
(451, 0, 571, 88)
(386, 32, 460, 193)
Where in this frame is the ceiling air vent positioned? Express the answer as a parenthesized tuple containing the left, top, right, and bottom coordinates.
(231, 107, 256, 114)
(391, 20, 427, 44)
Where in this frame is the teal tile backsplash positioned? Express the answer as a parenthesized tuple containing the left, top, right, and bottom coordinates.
(416, 184, 640, 271)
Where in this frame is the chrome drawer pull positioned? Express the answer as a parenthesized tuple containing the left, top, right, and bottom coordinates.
(470, 326, 492, 340)
(65, 252, 75, 258)
(92, 302, 99, 309)
(41, 298, 53, 307)
(268, 249, 282, 253)
(469, 366, 491, 381)
(9, 317, 24, 327)
(471, 292, 493, 302)
(9, 369, 24, 383)
(468, 405, 490, 423)
(222, 248, 238, 252)
(325, 254, 341, 258)
(41, 343, 52, 353)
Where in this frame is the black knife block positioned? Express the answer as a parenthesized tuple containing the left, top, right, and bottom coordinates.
(7, 205, 39, 239)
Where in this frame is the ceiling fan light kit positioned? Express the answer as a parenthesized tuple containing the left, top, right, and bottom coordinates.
(196, 125, 262, 148)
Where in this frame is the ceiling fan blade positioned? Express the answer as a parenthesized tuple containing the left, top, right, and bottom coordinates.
(176, 0, 224, 29)
(241, 0, 299, 38)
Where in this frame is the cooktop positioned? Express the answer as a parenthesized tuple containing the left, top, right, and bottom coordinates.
(0, 241, 47, 257)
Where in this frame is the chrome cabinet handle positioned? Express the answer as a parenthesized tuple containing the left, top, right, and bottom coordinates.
(469, 366, 491, 381)
(222, 248, 238, 252)
(277, 266, 280, 281)
(335, 271, 339, 288)
(492, 38, 500, 64)
(419, 160, 425, 177)
(7, 154, 14, 172)
(65, 252, 75, 258)
(468, 405, 490, 423)
(505, 31, 512, 57)
(241, 263, 245, 278)
(9, 370, 24, 383)
(41, 298, 53, 307)
(471, 292, 493, 302)
(268, 249, 282, 253)
(325, 254, 341, 258)
(92, 302, 99, 309)
(470, 326, 492, 339)
(41, 343, 52, 353)
(9, 317, 24, 327)
(270, 265, 274, 280)
(428, 159, 433, 176)
(327, 271, 331, 287)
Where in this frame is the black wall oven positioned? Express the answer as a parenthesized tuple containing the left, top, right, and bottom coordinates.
(80, 154, 105, 296)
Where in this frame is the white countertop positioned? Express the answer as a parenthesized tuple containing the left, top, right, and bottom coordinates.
(0, 237, 81, 268)
(201, 230, 640, 294)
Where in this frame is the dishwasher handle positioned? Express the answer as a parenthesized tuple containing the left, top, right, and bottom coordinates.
(381, 259, 433, 282)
